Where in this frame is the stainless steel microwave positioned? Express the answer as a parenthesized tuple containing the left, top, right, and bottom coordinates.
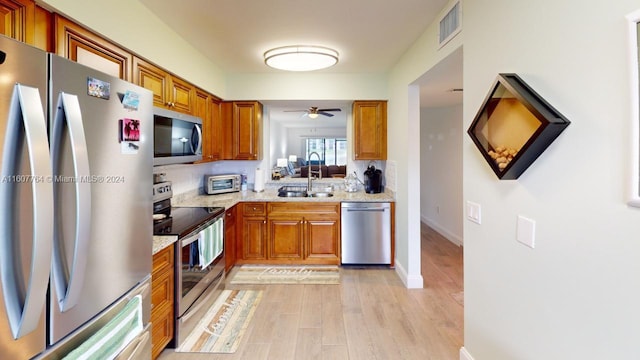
(205, 174, 241, 195)
(153, 107, 202, 165)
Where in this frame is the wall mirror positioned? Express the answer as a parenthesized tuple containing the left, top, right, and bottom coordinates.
(627, 10, 640, 207)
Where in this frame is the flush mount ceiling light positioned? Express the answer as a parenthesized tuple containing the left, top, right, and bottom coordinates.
(264, 45, 339, 71)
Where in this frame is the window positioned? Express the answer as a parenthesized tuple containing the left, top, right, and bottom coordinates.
(305, 138, 347, 165)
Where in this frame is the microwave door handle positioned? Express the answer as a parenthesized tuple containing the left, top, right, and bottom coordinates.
(50, 93, 92, 312)
(0, 84, 53, 338)
(190, 124, 202, 155)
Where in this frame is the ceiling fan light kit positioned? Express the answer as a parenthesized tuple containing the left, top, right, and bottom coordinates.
(264, 45, 339, 71)
(284, 106, 342, 118)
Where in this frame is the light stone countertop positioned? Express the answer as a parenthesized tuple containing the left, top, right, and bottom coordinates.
(153, 235, 178, 255)
(153, 183, 394, 254)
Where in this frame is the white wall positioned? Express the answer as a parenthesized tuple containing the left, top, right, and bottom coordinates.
(386, 0, 464, 287)
(420, 105, 463, 245)
(462, 0, 640, 359)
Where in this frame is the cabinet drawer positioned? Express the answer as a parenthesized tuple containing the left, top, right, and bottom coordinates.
(152, 245, 174, 275)
(242, 202, 266, 216)
(151, 268, 173, 311)
(268, 202, 340, 217)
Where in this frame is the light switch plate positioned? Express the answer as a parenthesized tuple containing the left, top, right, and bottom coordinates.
(517, 215, 536, 248)
(466, 201, 481, 224)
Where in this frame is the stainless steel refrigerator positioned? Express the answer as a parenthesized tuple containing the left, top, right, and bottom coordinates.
(0, 35, 153, 359)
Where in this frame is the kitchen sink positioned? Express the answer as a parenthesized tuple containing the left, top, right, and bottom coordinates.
(307, 192, 334, 197)
(277, 186, 334, 198)
(277, 186, 308, 197)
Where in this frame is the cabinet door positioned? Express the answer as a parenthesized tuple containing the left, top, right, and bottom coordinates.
(133, 56, 169, 108)
(54, 15, 132, 80)
(353, 100, 387, 160)
(242, 218, 267, 260)
(169, 75, 195, 114)
(232, 101, 262, 160)
(305, 218, 341, 264)
(268, 218, 304, 260)
(224, 206, 236, 272)
(195, 89, 212, 161)
(0, 0, 34, 44)
(151, 246, 174, 359)
(209, 97, 223, 161)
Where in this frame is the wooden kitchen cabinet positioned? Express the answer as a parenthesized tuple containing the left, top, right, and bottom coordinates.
(353, 100, 387, 160)
(132, 56, 195, 114)
(197, 90, 224, 162)
(222, 101, 262, 160)
(54, 14, 132, 80)
(195, 88, 211, 161)
(267, 216, 304, 261)
(239, 202, 267, 261)
(151, 245, 174, 359)
(224, 205, 237, 272)
(237, 202, 341, 265)
(0, 0, 50, 51)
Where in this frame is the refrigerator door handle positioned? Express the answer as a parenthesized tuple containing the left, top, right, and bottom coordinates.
(190, 124, 202, 155)
(0, 84, 53, 338)
(50, 92, 92, 312)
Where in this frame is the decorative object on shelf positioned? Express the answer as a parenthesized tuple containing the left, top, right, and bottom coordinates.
(264, 45, 339, 71)
(467, 73, 570, 179)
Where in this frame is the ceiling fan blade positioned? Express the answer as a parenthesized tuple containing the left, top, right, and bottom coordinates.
(317, 108, 341, 112)
(318, 111, 335, 117)
(283, 109, 308, 112)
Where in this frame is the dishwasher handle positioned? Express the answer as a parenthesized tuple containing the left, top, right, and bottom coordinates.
(346, 208, 387, 212)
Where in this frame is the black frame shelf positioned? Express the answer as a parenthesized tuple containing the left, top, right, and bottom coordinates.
(467, 73, 570, 180)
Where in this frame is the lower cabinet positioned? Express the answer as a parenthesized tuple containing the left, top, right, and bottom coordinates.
(151, 245, 174, 359)
(239, 202, 268, 260)
(237, 202, 340, 265)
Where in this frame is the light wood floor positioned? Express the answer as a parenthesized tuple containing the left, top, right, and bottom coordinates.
(159, 223, 463, 360)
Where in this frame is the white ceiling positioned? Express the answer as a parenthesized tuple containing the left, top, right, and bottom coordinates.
(138, 0, 462, 123)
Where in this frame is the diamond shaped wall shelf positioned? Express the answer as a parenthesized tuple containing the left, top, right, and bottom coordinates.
(467, 73, 570, 179)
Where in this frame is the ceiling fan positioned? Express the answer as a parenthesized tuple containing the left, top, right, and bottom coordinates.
(284, 106, 342, 118)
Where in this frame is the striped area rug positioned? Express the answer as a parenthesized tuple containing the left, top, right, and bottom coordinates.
(177, 290, 262, 353)
(229, 265, 340, 285)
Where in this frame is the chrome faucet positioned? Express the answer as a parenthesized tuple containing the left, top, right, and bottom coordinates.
(307, 152, 322, 191)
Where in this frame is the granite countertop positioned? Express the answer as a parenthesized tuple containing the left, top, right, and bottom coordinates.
(174, 188, 394, 208)
(152, 181, 394, 254)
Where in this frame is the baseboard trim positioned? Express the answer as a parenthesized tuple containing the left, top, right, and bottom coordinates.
(460, 347, 474, 360)
(421, 216, 463, 246)
(394, 259, 424, 289)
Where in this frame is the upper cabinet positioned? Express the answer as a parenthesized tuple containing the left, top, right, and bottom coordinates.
(353, 100, 387, 160)
(0, 0, 50, 51)
(132, 56, 195, 114)
(222, 101, 263, 160)
(195, 89, 223, 162)
(54, 14, 132, 81)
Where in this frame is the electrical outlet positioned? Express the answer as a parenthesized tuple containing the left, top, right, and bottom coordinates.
(466, 201, 481, 224)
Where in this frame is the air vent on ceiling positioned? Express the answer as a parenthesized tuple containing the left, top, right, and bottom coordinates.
(438, 1, 461, 48)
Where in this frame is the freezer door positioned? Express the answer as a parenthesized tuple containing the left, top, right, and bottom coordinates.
(48, 55, 154, 345)
(0, 36, 51, 359)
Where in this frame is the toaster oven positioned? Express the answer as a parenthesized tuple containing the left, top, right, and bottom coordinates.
(205, 174, 241, 195)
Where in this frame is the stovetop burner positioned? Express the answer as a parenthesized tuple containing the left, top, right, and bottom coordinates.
(153, 206, 225, 237)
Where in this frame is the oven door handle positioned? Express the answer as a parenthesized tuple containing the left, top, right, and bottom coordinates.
(181, 232, 201, 247)
(180, 214, 224, 246)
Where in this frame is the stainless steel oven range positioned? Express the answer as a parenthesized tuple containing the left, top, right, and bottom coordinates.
(152, 180, 226, 348)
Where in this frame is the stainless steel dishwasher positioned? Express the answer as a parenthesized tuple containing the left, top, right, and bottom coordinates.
(341, 202, 391, 264)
